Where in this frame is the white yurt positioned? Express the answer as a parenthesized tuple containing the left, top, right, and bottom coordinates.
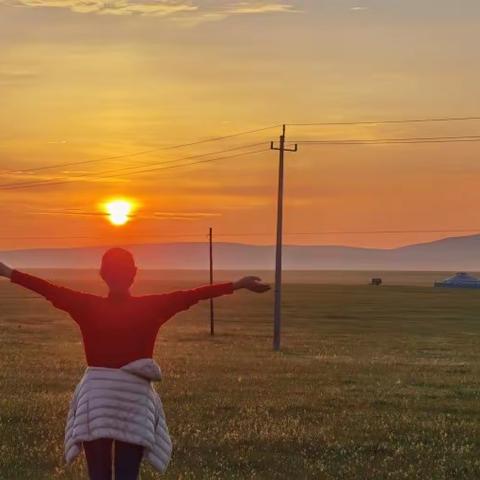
(434, 272, 480, 289)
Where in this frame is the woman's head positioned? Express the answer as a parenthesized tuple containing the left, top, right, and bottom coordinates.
(100, 248, 137, 293)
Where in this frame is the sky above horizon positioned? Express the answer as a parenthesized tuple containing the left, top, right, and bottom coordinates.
(1, 0, 480, 252)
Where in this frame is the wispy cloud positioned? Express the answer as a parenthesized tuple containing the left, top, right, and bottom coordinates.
(0, 67, 38, 86)
(1, 0, 198, 16)
(0, 170, 128, 186)
(35, 207, 221, 221)
(0, 0, 299, 20)
(36, 208, 104, 217)
(153, 211, 221, 220)
(227, 2, 299, 14)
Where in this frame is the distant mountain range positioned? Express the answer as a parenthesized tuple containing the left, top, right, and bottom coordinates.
(2, 234, 480, 270)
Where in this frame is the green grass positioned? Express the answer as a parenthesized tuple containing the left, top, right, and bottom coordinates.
(1, 270, 479, 479)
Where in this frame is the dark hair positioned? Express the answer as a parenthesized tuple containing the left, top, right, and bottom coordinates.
(101, 248, 136, 275)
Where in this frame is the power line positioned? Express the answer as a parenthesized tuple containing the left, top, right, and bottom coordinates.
(0, 233, 208, 240)
(294, 134, 480, 142)
(4, 124, 280, 175)
(16, 133, 479, 190)
(90, 147, 270, 179)
(293, 137, 480, 146)
(205, 229, 480, 236)
(10, 114, 480, 176)
(6, 115, 480, 176)
(287, 115, 480, 127)
(5, 116, 480, 185)
(89, 142, 266, 178)
(9, 148, 164, 175)
(4, 116, 480, 193)
(284, 229, 480, 236)
(0, 141, 266, 190)
(1, 228, 479, 241)
(0, 147, 270, 191)
(0, 143, 268, 190)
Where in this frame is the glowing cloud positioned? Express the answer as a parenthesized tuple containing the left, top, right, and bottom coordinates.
(0, 0, 298, 19)
(227, 2, 299, 14)
(1, 0, 198, 16)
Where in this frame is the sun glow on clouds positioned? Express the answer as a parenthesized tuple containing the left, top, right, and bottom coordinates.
(1, 0, 198, 16)
(0, 0, 298, 19)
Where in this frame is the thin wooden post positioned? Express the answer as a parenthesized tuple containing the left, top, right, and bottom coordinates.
(270, 125, 298, 351)
(209, 227, 215, 336)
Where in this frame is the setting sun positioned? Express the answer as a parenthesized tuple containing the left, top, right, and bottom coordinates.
(105, 200, 134, 226)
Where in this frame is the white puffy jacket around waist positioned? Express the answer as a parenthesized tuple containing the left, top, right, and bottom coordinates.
(64, 358, 172, 473)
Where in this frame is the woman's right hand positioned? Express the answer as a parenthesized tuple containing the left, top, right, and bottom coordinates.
(0, 262, 13, 279)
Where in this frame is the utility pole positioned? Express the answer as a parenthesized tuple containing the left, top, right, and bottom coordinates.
(270, 125, 298, 351)
(209, 227, 215, 336)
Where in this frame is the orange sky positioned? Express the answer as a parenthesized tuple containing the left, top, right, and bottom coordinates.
(1, 1, 480, 251)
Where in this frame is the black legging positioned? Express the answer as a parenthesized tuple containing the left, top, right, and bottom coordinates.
(83, 438, 144, 480)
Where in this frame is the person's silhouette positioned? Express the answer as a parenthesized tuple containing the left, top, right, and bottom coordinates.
(0, 248, 270, 480)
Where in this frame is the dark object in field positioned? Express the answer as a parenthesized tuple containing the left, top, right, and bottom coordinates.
(370, 278, 382, 286)
(434, 272, 480, 288)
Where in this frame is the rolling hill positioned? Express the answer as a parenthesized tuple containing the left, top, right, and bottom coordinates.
(2, 234, 480, 270)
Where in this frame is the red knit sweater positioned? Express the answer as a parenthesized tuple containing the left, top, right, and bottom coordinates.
(11, 270, 234, 368)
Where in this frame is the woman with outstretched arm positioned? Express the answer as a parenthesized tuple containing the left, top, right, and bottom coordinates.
(0, 248, 270, 480)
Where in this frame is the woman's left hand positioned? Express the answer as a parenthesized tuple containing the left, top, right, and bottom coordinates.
(233, 276, 271, 293)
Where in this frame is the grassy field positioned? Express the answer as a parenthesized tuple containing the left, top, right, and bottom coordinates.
(0, 270, 479, 479)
